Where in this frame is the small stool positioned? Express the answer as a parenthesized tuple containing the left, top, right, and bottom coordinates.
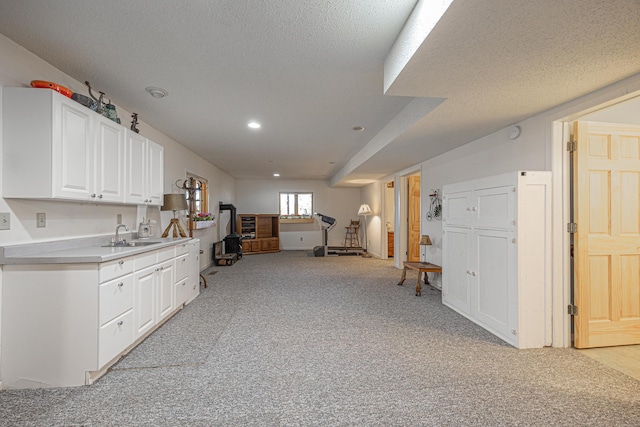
(344, 220, 361, 247)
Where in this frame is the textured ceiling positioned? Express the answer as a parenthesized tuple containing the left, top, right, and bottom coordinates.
(0, 0, 639, 186)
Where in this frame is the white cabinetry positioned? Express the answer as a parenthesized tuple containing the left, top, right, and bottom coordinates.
(0, 240, 199, 389)
(2, 87, 161, 205)
(94, 115, 126, 202)
(125, 130, 164, 205)
(175, 239, 201, 307)
(132, 247, 175, 339)
(442, 171, 551, 349)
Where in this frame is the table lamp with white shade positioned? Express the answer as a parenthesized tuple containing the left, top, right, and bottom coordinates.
(358, 203, 372, 258)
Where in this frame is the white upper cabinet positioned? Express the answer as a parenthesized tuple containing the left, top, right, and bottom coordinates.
(3, 87, 162, 205)
(94, 114, 126, 203)
(125, 130, 164, 206)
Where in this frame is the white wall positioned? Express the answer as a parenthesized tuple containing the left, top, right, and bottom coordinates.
(419, 114, 548, 268)
(582, 95, 640, 124)
(0, 34, 236, 270)
(236, 179, 361, 250)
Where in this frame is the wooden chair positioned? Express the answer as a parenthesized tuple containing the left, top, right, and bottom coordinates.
(344, 220, 361, 247)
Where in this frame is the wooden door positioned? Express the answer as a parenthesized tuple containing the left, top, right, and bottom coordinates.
(408, 175, 421, 262)
(574, 121, 640, 348)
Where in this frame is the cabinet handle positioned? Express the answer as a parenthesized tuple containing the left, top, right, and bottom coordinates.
(471, 271, 477, 276)
(117, 321, 123, 326)
(98, 194, 103, 199)
(117, 282, 124, 287)
(118, 260, 124, 265)
(91, 193, 96, 198)
(155, 267, 160, 272)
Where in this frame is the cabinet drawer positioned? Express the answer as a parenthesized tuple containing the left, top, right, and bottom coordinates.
(175, 242, 189, 257)
(99, 257, 134, 283)
(174, 278, 189, 307)
(134, 250, 158, 270)
(175, 254, 189, 282)
(99, 309, 134, 367)
(157, 247, 175, 263)
(99, 274, 134, 326)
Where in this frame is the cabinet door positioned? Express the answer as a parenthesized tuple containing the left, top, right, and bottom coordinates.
(260, 238, 271, 251)
(94, 116, 125, 203)
(52, 98, 94, 200)
(125, 131, 147, 204)
(471, 228, 517, 345)
(146, 140, 164, 206)
(474, 185, 515, 229)
(157, 260, 174, 321)
(442, 227, 472, 315)
(241, 240, 251, 252)
(269, 238, 279, 251)
(250, 240, 261, 252)
(443, 190, 471, 227)
(133, 266, 156, 339)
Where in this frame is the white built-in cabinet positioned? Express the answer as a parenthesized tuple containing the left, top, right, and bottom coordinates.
(2, 87, 163, 205)
(442, 171, 551, 349)
(0, 240, 200, 389)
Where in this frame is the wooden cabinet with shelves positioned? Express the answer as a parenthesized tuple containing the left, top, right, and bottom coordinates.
(238, 214, 280, 254)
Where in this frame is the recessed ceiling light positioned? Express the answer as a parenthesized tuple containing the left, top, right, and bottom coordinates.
(273, 173, 280, 177)
(352, 126, 365, 132)
(145, 86, 168, 98)
(248, 122, 261, 129)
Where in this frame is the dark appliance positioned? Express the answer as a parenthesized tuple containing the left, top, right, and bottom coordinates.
(219, 202, 242, 258)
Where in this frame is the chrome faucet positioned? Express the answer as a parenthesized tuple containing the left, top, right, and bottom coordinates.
(115, 224, 129, 245)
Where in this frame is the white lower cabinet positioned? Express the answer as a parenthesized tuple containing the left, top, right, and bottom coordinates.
(0, 240, 199, 389)
(442, 171, 551, 349)
(174, 239, 200, 307)
(99, 310, 134, 367)
(133, 265, 157, 339)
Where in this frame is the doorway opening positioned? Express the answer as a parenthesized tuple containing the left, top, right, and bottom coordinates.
(555, 93, 640, 350)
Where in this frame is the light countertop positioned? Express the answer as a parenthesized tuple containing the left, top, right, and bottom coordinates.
(0, 234, 192, 265)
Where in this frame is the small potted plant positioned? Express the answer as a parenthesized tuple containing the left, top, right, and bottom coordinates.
(192, 212, 216, 229)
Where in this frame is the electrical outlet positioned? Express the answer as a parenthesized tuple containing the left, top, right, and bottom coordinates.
(37, 212, 46, 228)
(0, 212, 9, 230)
(117, 214, 122, 224)
(300, 237, 303, 241)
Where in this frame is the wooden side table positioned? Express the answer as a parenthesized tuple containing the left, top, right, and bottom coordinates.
(397, 261, 442, 296)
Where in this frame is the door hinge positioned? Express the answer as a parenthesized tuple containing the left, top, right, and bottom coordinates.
(568, 304, 578, 316)
(567, 139, 577, 152)
(567, 222, 577, 233)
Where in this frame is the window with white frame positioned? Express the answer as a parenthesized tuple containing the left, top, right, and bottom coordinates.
(279, 192, 313, 219)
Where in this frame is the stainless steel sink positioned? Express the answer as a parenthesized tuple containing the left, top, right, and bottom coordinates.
(102, 241, 160, 248)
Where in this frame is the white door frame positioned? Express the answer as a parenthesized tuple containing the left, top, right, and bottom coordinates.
(549, 75, 640, 347)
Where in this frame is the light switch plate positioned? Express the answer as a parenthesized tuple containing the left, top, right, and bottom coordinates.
(0, 212, 10, 230)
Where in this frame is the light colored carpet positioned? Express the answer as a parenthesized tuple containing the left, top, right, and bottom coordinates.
(1, 251, 639, 426)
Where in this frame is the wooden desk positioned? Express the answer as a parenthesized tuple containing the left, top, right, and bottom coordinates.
(397, 261, 442, 296)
